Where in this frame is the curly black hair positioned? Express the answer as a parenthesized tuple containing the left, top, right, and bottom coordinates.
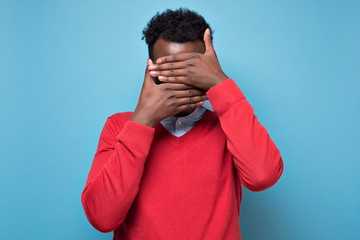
(142, 8, 213, 60)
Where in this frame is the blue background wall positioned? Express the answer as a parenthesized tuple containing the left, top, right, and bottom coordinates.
(1, 0, 359, 239)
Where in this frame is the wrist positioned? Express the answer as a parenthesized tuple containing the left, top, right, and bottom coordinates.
(130, 110, 157, 128)
(207, 72, 228, 90)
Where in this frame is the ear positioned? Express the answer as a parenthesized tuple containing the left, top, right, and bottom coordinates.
(203, 28, 215, 54)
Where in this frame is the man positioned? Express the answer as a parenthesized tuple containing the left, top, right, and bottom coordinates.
(81, 8, 284, 240)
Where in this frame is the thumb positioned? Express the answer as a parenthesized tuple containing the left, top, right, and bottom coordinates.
(144, 58, 155, 85)
(203, 28, 215, 54)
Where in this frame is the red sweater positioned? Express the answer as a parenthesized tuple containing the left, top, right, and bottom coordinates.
(81, 78, 284, 240)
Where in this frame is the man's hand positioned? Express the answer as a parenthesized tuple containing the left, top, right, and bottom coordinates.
(130, 59, 207, 128)
(148, 28, 228, 91)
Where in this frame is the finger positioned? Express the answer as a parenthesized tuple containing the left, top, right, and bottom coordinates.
(155, 52, 198, 64)
(175, 101, 205, 113)
(173, 89, 206, 98)
(144, 59, 155, 85)
(203, 28, 215, 55)
(176, 95, 206, 106)
(161, 82, 200, 91)
(158, 75, 189, 84)
(146, 58, 154, 70)
(149, 69, 187, 78)
(148, 61, 188, 71)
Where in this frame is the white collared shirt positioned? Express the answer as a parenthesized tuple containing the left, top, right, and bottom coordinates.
(160, 100, 213, 137)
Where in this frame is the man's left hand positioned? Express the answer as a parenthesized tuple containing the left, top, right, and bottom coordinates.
(148, 28, 228, 91)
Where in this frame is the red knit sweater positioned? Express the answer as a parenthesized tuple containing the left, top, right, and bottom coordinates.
(81, 78, 284, 240)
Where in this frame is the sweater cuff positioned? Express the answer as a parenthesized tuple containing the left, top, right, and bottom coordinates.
(206, 78, 246, 116)
(116, 120, 155, 154)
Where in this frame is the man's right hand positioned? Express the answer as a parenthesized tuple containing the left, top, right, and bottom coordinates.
(130, 59, 207, 128)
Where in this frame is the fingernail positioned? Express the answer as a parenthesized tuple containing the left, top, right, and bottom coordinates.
(148, 65, 155, 70)
(149, 71, 157, 76)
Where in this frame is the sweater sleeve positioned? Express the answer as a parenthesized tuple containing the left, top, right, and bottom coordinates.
(206, 79, 284, 192)
(81, 115, 155, 232)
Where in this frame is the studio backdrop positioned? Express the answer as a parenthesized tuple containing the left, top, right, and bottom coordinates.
(0, 0, 359, 239)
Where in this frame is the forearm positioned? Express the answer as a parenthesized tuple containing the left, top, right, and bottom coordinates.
(207, 79, 284, 191)
(81, 119, 154, 232)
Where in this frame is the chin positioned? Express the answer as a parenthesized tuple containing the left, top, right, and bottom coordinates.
(175, 109, 195, 117)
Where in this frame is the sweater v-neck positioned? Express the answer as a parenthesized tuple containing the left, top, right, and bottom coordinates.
(155, 110, 213, 144)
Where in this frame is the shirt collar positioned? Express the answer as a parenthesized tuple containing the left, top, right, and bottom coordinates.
(202, 100, 213, 112)
(160, 100, 213, 124)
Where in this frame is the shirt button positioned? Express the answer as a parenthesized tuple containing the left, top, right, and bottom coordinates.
(177, 119, 182, 126)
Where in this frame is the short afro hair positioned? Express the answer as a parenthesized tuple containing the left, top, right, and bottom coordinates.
(142, 8, 213, 60)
